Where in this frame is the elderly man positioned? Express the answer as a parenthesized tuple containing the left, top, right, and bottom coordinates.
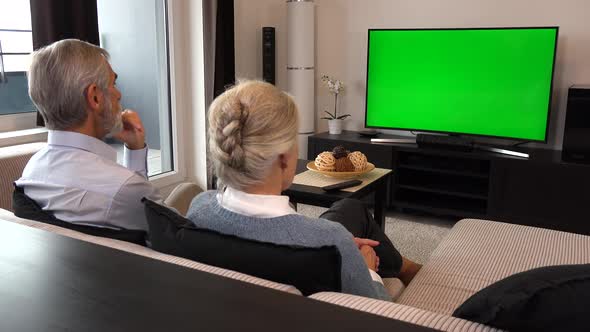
(16, 39, 161, 231)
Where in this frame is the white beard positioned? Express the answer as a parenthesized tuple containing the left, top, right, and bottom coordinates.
(108, 108, 123, 137)
(103, 101, 124, 138)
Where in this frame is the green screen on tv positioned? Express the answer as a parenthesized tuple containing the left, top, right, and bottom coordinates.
(365, 27, 558, 141)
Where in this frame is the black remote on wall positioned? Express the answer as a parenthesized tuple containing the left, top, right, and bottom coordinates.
(321, 179, 363, 191)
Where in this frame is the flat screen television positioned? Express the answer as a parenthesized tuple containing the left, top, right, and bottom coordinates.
(365, 27, 559, 142)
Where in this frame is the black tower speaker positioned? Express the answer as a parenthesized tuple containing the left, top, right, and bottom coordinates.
(262, 27, 275, 84)
(562, 85, 590, 164)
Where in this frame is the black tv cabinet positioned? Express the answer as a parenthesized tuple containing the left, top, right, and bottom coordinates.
(308, 131, 590, 235)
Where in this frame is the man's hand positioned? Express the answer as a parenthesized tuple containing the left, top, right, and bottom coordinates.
(360, 245, 380, 272)
(353, 237, 379, 249)
(114, 109, 146, 150)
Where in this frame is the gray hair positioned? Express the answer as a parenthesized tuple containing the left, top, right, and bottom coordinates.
(208, 80, 299, 190)
(28, 39, 111, 130)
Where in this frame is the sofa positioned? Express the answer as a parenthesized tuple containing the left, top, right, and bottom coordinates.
(5, 208, 590, 331)
(2, 143, 589, 331)
(0, 142, 46, 212)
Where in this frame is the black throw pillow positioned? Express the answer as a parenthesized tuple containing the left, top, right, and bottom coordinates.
(453, 264, 590, 332)
(143, 198, 342, 296)
(12, 185, 147, 246)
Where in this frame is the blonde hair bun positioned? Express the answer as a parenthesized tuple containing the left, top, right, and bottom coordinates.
(315, 151, 336, 171)
(348, 151, 368, 171)
(208, 80, 299, 190)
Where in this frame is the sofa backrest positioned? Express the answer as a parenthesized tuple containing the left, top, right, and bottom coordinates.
(0, 142, 45, 211)
(310, 292, 501, 332)
(12, 186, 148, 246)
(0, 207, 302, 295)
(144, 198, 342, 296)
(1, 207, 501, 332)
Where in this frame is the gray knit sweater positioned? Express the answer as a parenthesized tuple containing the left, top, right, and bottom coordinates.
(186, 190, 391, 301)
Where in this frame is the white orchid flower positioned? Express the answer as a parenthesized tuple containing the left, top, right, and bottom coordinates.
(320, 74, 350, 120)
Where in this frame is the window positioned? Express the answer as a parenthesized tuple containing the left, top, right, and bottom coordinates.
(0, 0, 180, 181)
(97, 0, 173, 177)
(0, 0, 36, 124)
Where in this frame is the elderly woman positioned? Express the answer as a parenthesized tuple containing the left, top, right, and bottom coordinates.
(187, 80, 420, 300)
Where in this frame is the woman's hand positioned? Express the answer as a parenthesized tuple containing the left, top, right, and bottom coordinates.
(360, 245, 380, 272)
(353, 237, 379, 249)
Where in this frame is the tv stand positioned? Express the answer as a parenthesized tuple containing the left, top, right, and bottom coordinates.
(308, 130, 590, 235)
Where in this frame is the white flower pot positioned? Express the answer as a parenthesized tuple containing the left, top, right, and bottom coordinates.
(328, 119, 344, 135)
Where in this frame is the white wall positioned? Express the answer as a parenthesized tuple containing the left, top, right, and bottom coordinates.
(235, 0, 590, 149)
(235, 0, 288, 87)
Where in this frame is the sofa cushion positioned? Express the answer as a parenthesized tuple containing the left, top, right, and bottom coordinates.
(12, 186, 147, 246)
(143, 198, 342, 296)
(397, 219, 590, 315)
(453, 264, 590, 332)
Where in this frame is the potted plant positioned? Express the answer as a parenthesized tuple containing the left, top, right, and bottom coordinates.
(320, 75, 350, 134)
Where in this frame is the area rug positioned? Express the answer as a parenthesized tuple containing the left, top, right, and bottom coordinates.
(297, 204, 455, 264)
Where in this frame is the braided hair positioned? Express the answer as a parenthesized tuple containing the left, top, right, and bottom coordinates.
(208, 80, 299, 190)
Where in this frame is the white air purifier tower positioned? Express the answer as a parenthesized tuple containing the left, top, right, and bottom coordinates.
(287, 0, 315, 159)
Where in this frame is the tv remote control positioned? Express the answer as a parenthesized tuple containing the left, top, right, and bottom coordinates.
(321, 179, 363, 191)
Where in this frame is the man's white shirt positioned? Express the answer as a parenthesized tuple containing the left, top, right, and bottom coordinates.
(16, 130, 161, 231)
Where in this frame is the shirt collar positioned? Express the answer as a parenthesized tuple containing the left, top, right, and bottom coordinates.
(217, 187, 298, 218)
(47, 130, 117, 162)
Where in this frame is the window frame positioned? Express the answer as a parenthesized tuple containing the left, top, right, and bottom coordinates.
(146, 0, 187, 188)
(0, 28, 37, 132)
(0, 0, 208, 192)
(154, 0, 207, 191)
(0, 28, 33, 75)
